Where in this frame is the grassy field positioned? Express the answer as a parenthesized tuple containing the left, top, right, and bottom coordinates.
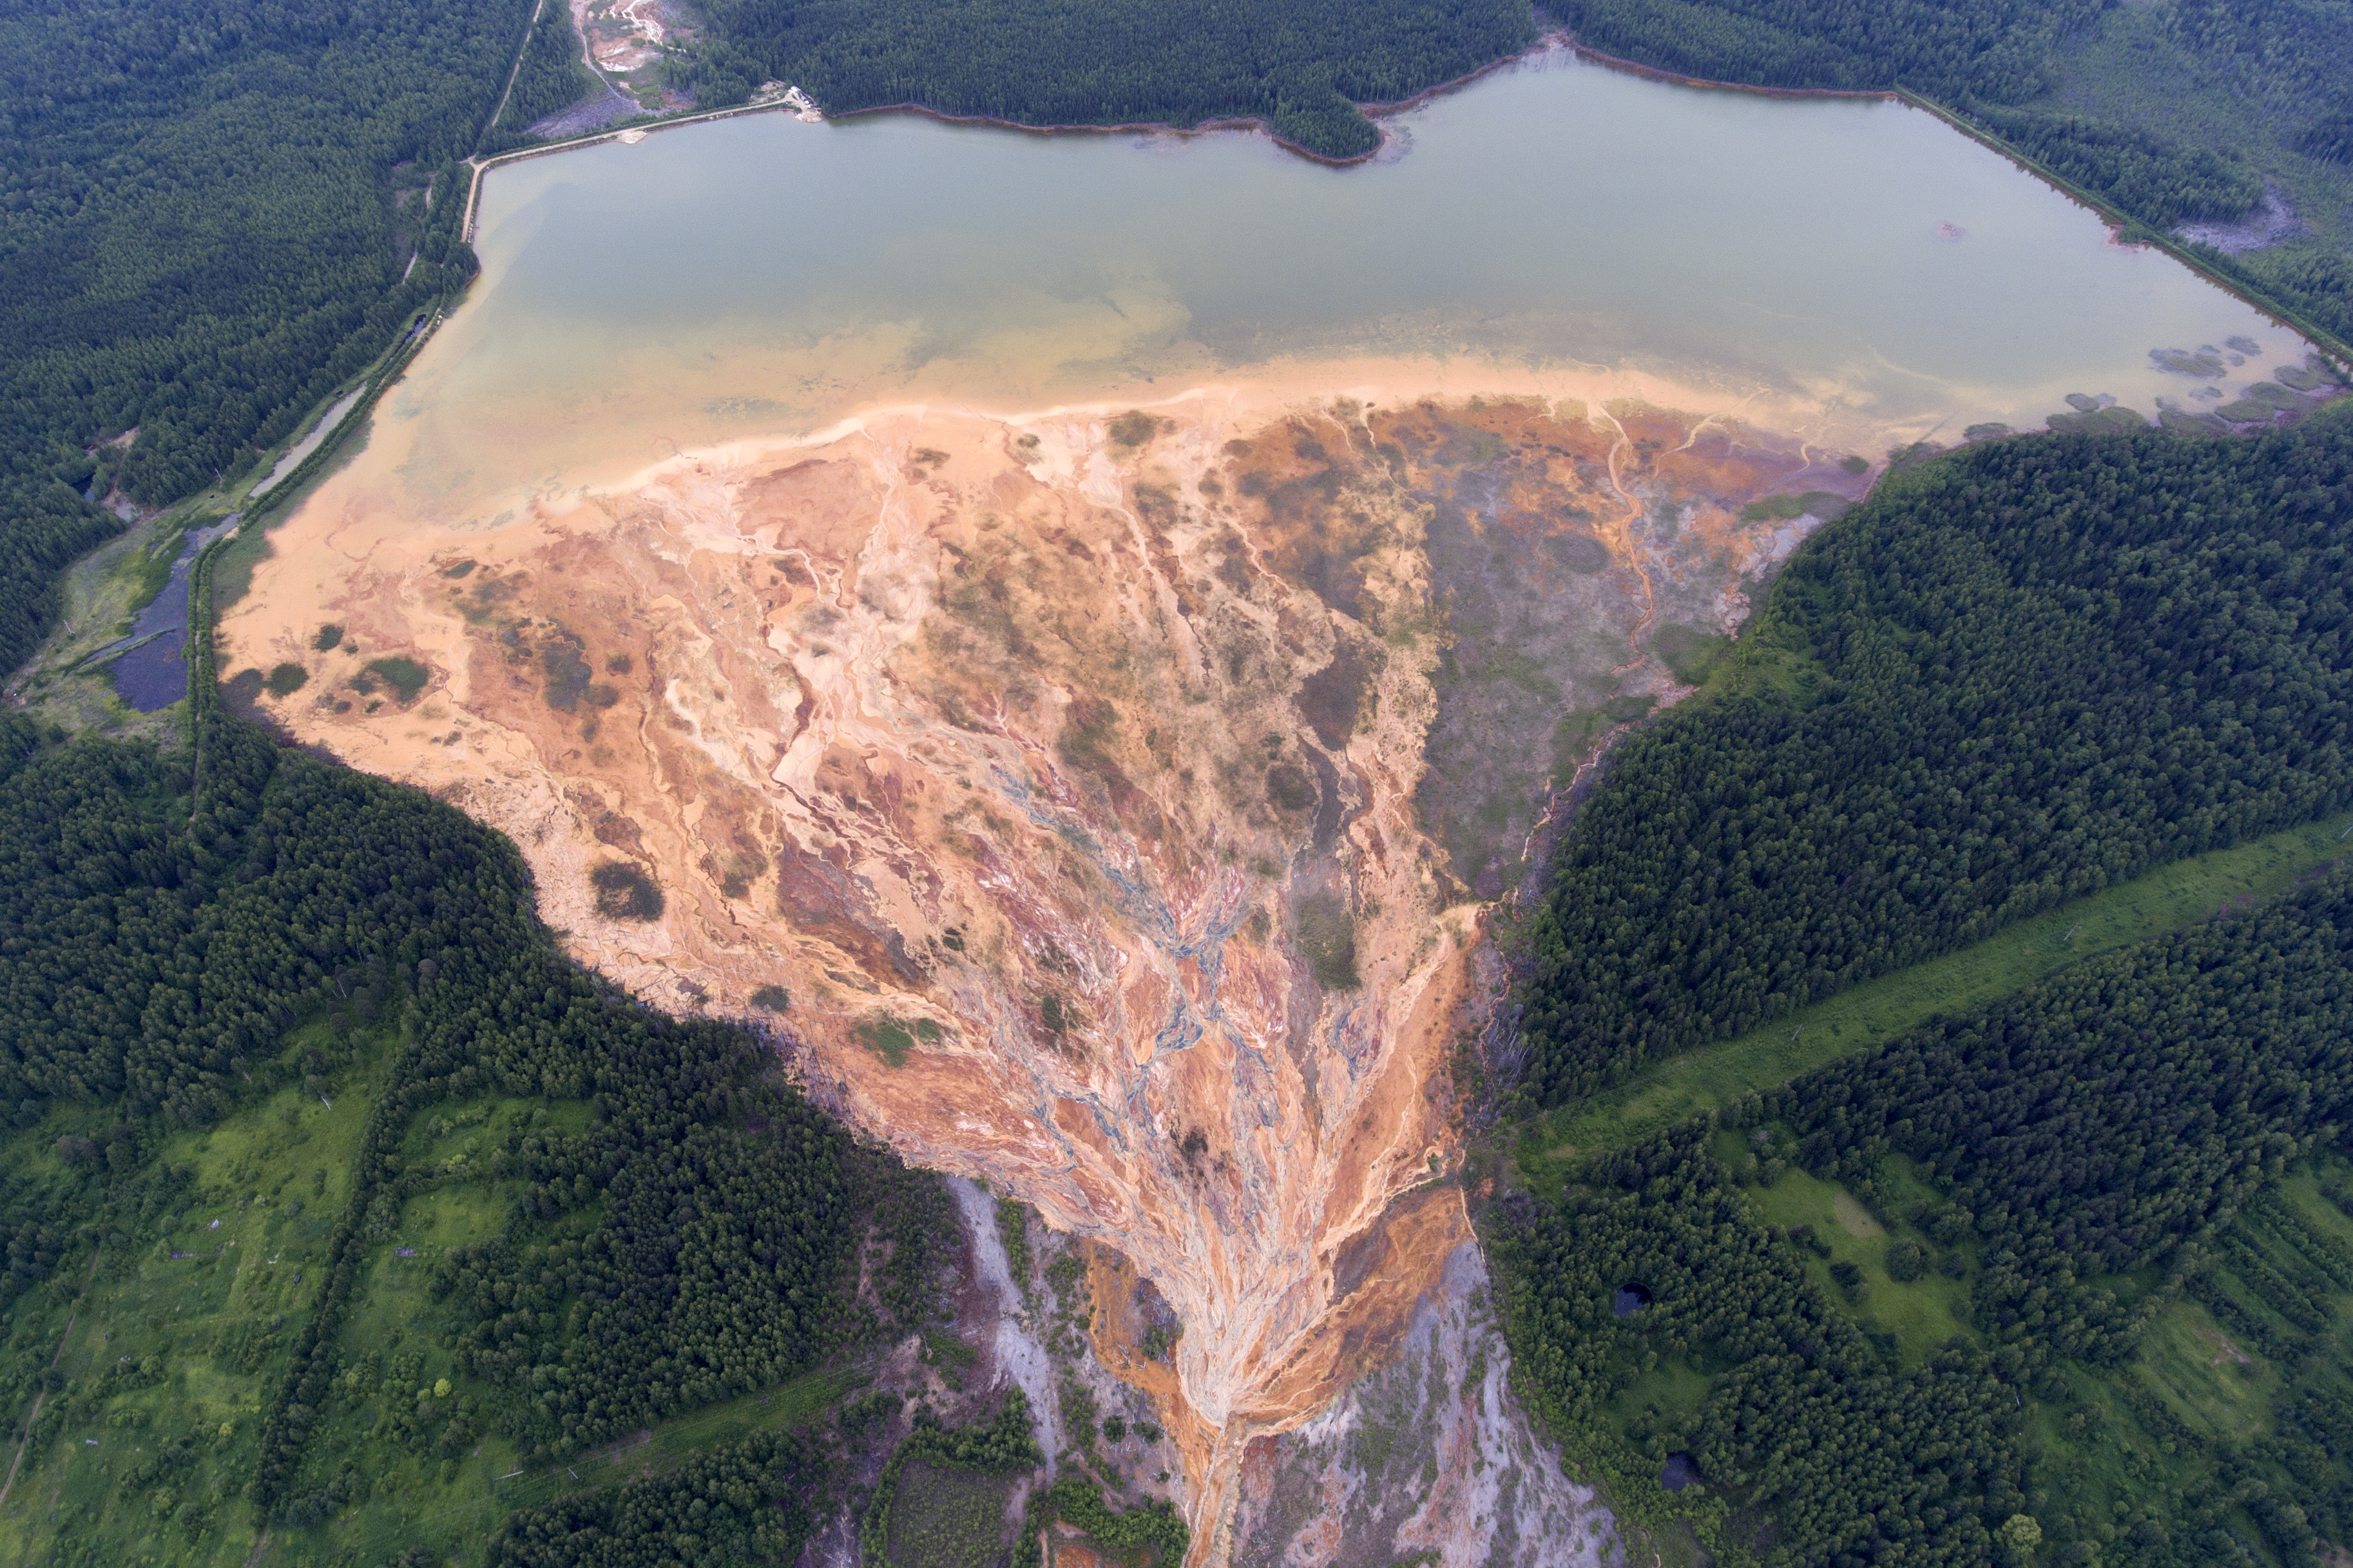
(1729, 1140, 1977, 1364)
(289, 1359, 865, 1566)
(1518, 806, 2353, 1186)
(0, 1018, 389, 1566)
(1591, 1142, 2353, 1559)
(2032, 1158, 2353, 1535)
(0, 1008, 879, 1568)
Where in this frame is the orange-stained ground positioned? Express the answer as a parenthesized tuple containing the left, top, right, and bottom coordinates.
(216, 380, 1869, 1557)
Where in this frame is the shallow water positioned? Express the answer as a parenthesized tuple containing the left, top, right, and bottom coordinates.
(108, 516, 238, 712)
(253, 386, 367, 495)
(361, 46, 2311, 524)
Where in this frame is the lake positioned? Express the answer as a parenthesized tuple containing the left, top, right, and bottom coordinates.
(351, 43, 2312, 526)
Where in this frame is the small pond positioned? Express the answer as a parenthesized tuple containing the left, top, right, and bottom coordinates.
(105, 515, 239, 712)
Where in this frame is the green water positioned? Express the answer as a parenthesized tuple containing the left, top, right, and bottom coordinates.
(382, 46, 2314, 513)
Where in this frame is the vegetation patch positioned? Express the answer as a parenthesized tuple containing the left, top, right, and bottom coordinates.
(1026, 1475, 1190, 1564)
(111, 525, 187, 617)
(588, 859, 664, 921)
(1294, 642, 1370, 750)
(1737, 493, 1807, 522)
(860, 1392, 1042, 1564)
(1734, 490, 1849, 523)
(1107, 411, 1165, 448)
(1647, 622, 1731, 686)
(264, 662, 309, 696)
(882, 1460, 1013, 1568)
(312, 623, 343, 651)
(997, 1197, 1033, 1305)
(858, 1013, 943, 1067)
(537, 636, 594, 711)
(365, 656, 429, 703)
(489, 1426, 827, 1567)
(750, 984, 792, 1012)
(1551, 694, 1656, 778)
(1265, 761, 1318, 812)
(1292, 893, 1359, 990)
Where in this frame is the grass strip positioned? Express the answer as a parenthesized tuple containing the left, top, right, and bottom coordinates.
(1518, 807, 2353, 1183)
(323, 1365, 863, 1562)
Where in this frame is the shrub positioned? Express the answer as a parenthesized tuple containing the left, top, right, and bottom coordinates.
(589, 861, 664, 921)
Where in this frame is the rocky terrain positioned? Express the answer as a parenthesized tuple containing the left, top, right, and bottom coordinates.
(217, 387, 1870, 1556)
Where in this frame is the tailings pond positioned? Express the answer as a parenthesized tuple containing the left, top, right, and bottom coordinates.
(356, 43, 2317, 526)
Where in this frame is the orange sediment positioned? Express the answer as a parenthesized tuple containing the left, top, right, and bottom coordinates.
(217, 375, 1882, 1558)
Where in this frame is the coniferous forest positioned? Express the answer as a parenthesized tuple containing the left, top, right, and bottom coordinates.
(1497, 841, 2353, 1567)
(1495, 408, 2353, 1565)
(0, 0, 520, 673)
(691, 0, 1535, 158)
(1515, 416, 2353, 1104)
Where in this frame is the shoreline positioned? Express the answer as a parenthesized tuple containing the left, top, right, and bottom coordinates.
(452, 30, 2348, 376)
(1552, 46, 2353, 372)
(462, 94, 802, 242)
(1561, 40, 1894, 101)
(1892, 90, 2353, 371)
(461, 28, 1584, 240)
(823, 32, 1573, 167)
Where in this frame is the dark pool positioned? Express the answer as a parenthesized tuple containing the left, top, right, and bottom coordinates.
(1661, 1453, 1701, 1492)
(104, 517, 236, 712)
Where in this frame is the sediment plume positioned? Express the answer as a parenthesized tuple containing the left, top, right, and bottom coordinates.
(218, 383, 1868, 1556)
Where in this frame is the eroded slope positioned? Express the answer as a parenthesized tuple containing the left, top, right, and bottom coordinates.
(217, 388, 1861, 1553)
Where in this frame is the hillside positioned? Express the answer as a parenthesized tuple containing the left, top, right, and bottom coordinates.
(1495, 414, 2353, 1567)
(1515, 409, 2353, 1104)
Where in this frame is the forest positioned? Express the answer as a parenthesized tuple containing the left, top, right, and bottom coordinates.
(0, 0, 523, 671)
(690, 0, 1535, 157)
(482, 1, 604, 153)
(1496, 403, 2353, 1565)
(1514, 412, 2353, 1104)
(1546, 0, 2101, 100)
(0, 558, 964, 1561)
(1959, 104, 2266, 229)
(1495, 863, 2353, 1566)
